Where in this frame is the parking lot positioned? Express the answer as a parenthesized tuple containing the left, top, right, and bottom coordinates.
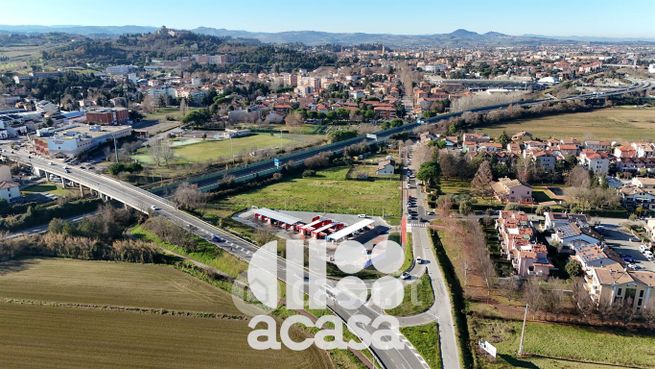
(595, 217, 655, 272)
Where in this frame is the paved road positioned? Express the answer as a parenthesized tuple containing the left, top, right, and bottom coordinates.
(398, 143, 462, 369)
(4, 151, 429, 369)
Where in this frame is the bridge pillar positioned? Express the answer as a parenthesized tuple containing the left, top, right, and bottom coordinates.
(61, 177, 66, 188)
(79, 184, 84, 197)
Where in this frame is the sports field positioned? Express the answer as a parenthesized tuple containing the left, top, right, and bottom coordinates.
(476, 107, 655, 142)
(0, 258, 332, 369)
(207, 166, 401, 222)
(133, 133, 320, 164)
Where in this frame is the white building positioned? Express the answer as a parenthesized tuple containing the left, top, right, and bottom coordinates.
(34, 124, 132, 158)
(0, 180, 20, 202)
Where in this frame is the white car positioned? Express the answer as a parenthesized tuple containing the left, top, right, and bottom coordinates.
(401, 272, 410, 280)
(358, 214, 367, 218)
(150, 205, 160, 211)
(416, 257, 423, 264)
(644, 251, 654, 261)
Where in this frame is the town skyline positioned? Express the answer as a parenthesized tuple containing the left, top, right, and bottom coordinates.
(1, 0, 654, 39)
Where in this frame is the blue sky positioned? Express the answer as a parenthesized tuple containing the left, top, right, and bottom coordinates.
(1, 0, 654, 38)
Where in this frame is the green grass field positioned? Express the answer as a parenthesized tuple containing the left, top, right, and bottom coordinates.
(472, 318, 655, 369)
(476, 107, 655, 143)
(387, 273, 434, 317)
(207, 166, 401, 222)
(0, 258, 332, 369)
(400, 324, 441, 369)
(21, 183, 74, 197)
(439, 179, 471, 196)
(133, 133, 319, 165)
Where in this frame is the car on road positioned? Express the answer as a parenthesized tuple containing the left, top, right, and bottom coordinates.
(628, 263, 642, 270)
(401, 272, 410, 280)
(358, 214, 367, 218)
(211, 234, 225, 243)
(150, 205, 160, 211)
(48, 161, 55, 166)
(416, 257, 423, 264)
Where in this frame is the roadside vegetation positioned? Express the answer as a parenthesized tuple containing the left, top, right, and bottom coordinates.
(400, 324, 442, 369)
(387, 273, 434, 317)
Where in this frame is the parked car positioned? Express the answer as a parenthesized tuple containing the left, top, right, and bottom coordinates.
(644, 251, 654, 261)
(622, 255, 636, 263)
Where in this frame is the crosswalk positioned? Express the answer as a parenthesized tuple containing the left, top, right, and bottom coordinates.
(408, 222, 430, 228)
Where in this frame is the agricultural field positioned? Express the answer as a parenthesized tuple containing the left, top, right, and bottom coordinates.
(0, 258, 332, 369)
(133, 133, 320, 165)
(472, 318, 655, 369)
(206, 166, 402, 223)
(476, 107, 655, 143)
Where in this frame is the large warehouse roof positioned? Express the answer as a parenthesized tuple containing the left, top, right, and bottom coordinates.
(326, 219, 374, 241)
(255, 208, 303, 225)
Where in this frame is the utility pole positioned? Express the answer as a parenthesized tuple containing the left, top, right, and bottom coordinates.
(518, 304, 529, 357)
(113, 134, 119, 163)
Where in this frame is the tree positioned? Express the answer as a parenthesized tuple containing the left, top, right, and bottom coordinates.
(458, 199, 472, 216)
(516, 157, 535, 183)
(182, 109, 211, 125)
(173, 182, 208, 211)
(417, 162, 441, 187)
(436, 195, 453, 218)
(497, 131, 510, 147)
(566, 259, 584, 278)
(149, 139, 174, 167)
(567, 166, 592, 188)
(285, 110, 304, 127)
(439, 152, 459, 179)
(470, 160, 494, 197)
(179, 98, 188, 116)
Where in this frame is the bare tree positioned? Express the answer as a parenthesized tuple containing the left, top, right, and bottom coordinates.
(567, 165, 592, 188)
(173, 182, 208, 211)
(285, 110, 304, 127)
(450, 91, 526, 113)
(150, 139, 175, 167)
(471, 160, 494, 197)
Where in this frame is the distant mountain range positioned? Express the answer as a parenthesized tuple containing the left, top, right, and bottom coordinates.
(0, 25, 652, 47)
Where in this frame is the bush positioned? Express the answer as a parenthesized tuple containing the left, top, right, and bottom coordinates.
(302, 169, 316, 177)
